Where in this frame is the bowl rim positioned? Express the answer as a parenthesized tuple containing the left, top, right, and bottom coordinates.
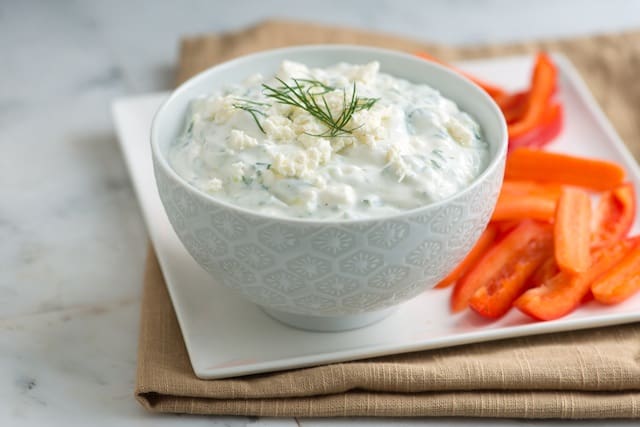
(151, 44, 508, 225)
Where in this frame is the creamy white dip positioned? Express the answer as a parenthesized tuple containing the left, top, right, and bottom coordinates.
(169, 61, 490, 219)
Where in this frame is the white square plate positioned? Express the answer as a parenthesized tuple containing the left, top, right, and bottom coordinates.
(113, 54, 640, 379)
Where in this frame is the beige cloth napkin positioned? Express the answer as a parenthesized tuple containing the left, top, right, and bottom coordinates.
(135, 20, 640, 418)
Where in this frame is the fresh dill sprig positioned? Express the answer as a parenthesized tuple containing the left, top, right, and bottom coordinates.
(262, 78, 378, 138)
(293, 78, 334, 95)
(232, 98, 269, 133)
(356, 96, 379, 111)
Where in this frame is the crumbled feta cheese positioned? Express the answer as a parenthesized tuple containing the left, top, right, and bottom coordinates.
(385, 145, 416, 182)
(319, 184, 357, 207)
(292, 112, 325, 137)
(271, 153, 302, 178)
(269, 138, 333, 179)
(271, 150, 319, 179)
(346, 61, 380, 84)
(322, 90, 353, 118)
(229, 161, 246, 181)
(298, 135, 332, 163)
(202, 95, 238, 124)
(351, 105, 391, 145)
(276, 60, 310, 81)
(263, 115, 296, 141)
(329, 136, 357, 152)
(203, 178, 223, 192)
(228, 129, 259, 150)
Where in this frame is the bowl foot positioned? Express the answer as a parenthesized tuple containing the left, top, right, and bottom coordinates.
(261, 306, 396, 332)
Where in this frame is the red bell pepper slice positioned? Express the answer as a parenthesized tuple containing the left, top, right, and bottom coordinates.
(592, 243, 640, 304)
(495, 90, 528, 124)
(508, 53, 557, 139)
(508, 103, 563, 150)
(468, 222, 553, 319)
(451, 220, 551, 314)
(491, 193, 557, 222)
(591, 182, 636, 250)
(554, 187, 592, 274)
(435, 224, 498, 289)
(514, 237, 639, 320)
(505, 148, 625, 191)
(499, 180, 563, 199)
(527, 255, 559, 289)
(491, 179, 563, 222)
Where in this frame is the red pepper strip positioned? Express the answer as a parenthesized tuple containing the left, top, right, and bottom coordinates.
(468, 222, 553, 319)
(508, 53, 557, 139)
(415, 52, 507, 99)
(526, 255, 559, 288)
(591, 182, 637, 250)
(495, 91, 527, 110)
(495, 181, 563, 224)
(505, 148, 625, 191)
(554, 187, 592, 274)
(508, 103, 563, 150)
(435, 224, 498, 289)
(491, 193, 557, 222)
(592, 243, 640, 304)
(495, 91, 528, 124)
(514, 237, 639, 320)
(451, 220, 550, 313)
(500, 180, 563, 199)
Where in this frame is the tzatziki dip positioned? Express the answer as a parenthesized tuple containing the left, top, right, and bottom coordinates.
(169, 61, 490, 219)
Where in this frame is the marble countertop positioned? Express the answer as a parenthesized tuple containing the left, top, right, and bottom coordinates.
(3, 1, 640, 425)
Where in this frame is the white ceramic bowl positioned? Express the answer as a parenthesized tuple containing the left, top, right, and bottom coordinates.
(151, 45, 507, 331)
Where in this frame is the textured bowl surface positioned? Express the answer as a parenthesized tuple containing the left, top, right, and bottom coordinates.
(151, 45, 507, 325)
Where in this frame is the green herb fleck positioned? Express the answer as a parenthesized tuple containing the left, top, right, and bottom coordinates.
(432, 148, 445, 160)
(232, 98, 268, 133)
